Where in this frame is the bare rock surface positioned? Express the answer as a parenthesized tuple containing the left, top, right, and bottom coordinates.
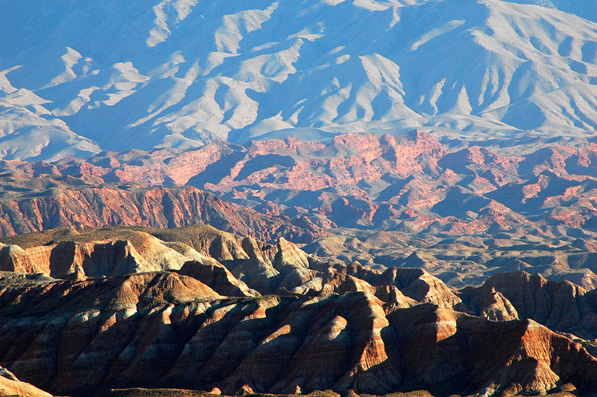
(0, 173, 322, 243)
(460, 271, 597, 340)
(0, 365, 52, 397)
(18, 130, 597, 241)
(1, 226, 597, 396)
(1, 276, 596, 396)
(6, 132, 597, 287)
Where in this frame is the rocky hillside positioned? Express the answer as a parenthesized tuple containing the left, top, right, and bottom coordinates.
(2, 274, 595, 397)
(18, 130, 597, 238)
(0, 225, 451, 304)
(1, 225, 597, 396)
(0, 172, 321, 243)
(8, 130, 597, 287)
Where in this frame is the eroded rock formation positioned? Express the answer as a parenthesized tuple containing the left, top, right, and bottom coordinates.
(1, 227, 597, 396)
(12, 130, 597, 240)
(0, 174, 322, 243)
(1, 274, 596, 396)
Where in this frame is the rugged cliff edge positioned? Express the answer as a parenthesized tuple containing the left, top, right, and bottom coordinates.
(0, 173, 322, 243)
(1, 226, 597, 396)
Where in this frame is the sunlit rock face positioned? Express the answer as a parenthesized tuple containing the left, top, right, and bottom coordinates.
(2, 274, 597, 396)
(0, 174, 323, 243)
(2, 225, 597, 396)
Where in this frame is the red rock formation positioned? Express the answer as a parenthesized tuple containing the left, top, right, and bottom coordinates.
(390, 304, 597, 395)
(460, 271, 597, 339)
(1, 273, 596, 396)
(376, 268, 461, 308)
(0, 226, 319, 296)
(458, 285, 519, 321)
(5, 131, 597, 243)
(439, 145, 520, 181)
(5, 134, 597, 295)
(0, 175, 322, 243)
(0, 366, 52, 397)
(1, 226, 597, 396)
(178, 261, 260, 297)
(519, 146, 577, 176)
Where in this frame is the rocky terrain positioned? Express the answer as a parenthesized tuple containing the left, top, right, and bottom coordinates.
(0, 171, 322, 243)
(0, 365, 51, 397)
(0, 225, 597, 396)
(2, 1, 597, 396)
(6, 130, 597, 287)
(15, 130, 597, 239)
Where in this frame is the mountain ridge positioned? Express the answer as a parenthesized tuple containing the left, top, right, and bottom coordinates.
(1, 223, 597, 396)
(6, 131, 597, 287)
(0, 0, 596, 160)
(0, 172, 323, 243)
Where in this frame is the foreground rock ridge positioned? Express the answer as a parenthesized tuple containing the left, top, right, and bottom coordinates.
(1, 226, 597, 396)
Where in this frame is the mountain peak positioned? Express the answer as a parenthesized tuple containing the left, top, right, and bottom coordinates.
(0, 1, 595, 160)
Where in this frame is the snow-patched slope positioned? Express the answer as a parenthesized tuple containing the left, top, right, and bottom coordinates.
(0, 0, 596, 159)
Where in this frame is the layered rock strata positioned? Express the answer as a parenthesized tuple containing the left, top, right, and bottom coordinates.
(1, 226, 597, 395)
(0, 173, 321, 243)
(1, 272, 596, 396)
(13, 131, 597, 240)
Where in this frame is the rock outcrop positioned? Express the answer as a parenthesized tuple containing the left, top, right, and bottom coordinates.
(0, 226, 461, 310)
(459, 271, 597, 339)
(0, 173, 322, 243)
(177, 261, 260, 297)
(376, 268, 462, 308)
(5, 133, 597, 288)
(0, 365, 52, 397)
(1, 226, 597, 396)
(12, 130, 597, 241)
(1, 274, 596, 396)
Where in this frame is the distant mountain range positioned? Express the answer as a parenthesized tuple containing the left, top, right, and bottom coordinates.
(0, 0, 596, 160)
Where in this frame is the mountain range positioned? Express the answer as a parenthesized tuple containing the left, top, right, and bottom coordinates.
(0, 0, 596, 160)
(2, 224, 597, 396)
(3, 2, 597, 396)
(2, 129, 597, 286)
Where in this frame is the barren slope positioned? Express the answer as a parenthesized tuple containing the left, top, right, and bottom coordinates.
(0, 173, 321, 243)
(0, 0, 596, 159)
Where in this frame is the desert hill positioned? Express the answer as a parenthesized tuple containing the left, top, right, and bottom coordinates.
(0, 171, 322, 243)
(6, 131, 597, 287)
(1, 225, 597, 396)
(14, 130, 597, 239)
